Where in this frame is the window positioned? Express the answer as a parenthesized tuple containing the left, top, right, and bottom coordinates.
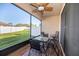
(31, 16, 41, 37)
(0, 3, 42, 51)
(0, 3, 30, 50)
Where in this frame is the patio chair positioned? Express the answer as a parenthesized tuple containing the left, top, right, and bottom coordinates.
(44, 32, 60, 56)
(41, 32, 45, 36)
(43, 33, 48, 37)
(50, 33, 63, 56)
(39, 38, 54, 56)
(28, 39, 44, 56)
(41, 32, 48, 37)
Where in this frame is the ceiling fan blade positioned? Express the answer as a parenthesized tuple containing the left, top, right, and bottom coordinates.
(43, 3, 49, 7)
(44, 6, 53, 11)
(41, 11, 44, 15)
(31, 3, 39, 8)
(38, 3, 49, 7)
(32, 9, 44, 15)
(32, 9, 40, 13)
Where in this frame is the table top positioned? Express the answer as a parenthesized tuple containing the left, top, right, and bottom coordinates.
(33, 36, 49, 42)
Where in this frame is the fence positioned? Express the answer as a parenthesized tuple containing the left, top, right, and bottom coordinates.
(0, 26, 29, 34)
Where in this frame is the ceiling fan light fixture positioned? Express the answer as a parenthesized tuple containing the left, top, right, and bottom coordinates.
(38, 6, 44, 11)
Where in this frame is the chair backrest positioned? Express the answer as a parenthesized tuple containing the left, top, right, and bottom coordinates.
(44, 33, 48, 37)
(41, 32, 44, 35)
(41, 32, 48, 37)
(55, 31, 59, 40)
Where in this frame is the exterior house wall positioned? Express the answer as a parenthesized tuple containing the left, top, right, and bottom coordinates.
(42, 16, 60, 35)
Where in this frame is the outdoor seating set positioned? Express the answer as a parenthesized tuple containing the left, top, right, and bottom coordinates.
(28, 31, 63, 56)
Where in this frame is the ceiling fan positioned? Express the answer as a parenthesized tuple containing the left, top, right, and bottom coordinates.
(30, 3, 53, 15)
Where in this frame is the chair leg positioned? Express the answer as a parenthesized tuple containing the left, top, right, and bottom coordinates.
(53, 44, 59, 56)
(28, 48, 31, 56)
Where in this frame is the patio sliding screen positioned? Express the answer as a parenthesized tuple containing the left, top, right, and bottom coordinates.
(31, 16, 41, 37)
(0, 3, 30, 50)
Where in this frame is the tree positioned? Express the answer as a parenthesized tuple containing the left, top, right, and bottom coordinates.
(15, 23, 30, 27)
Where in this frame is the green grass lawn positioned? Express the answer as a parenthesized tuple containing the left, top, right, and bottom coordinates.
(0, 30, 30, 50)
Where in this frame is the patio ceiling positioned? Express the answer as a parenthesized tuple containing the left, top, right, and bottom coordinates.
(43, 3, 65, 16)
(14, 3, 65, 18)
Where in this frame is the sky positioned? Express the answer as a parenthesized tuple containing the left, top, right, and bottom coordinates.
(0, 3, 41, 26)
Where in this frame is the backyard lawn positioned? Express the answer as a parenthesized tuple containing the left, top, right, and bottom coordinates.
(0, 30, 30, 50)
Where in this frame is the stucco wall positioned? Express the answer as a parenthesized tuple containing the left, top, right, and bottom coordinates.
(42, 16, 60, 35)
